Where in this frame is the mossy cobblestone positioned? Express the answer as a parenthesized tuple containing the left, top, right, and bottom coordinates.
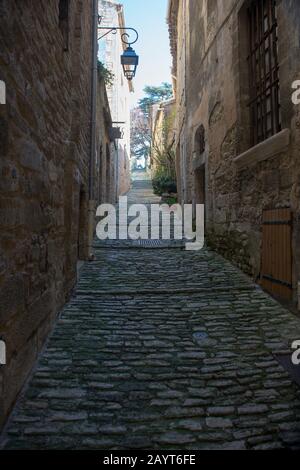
(1, 179, 300, 450)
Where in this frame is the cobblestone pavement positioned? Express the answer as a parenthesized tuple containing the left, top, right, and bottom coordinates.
(1, 176, 300, 450)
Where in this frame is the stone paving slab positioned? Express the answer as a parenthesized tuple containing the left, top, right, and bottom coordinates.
(1, 255, 300, 450)
(77, 247, 253, 293)
(1, 177, 300, 450)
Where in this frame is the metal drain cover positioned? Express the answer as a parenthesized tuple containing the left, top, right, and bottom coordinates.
(137, 240, 165, 248)
(193, 332, 208, 341)
(275, 354, 300, 387)
(135, 239, 183, 248)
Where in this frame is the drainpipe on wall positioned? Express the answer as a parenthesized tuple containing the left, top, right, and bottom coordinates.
(88, 0, 98, 260)
(115, 143, 119, 202)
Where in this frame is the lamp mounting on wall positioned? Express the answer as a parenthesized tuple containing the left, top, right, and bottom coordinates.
(98, 17, 139, 81)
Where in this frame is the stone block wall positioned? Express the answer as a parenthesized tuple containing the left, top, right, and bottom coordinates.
(96, 74, 118, 204)
(117, 145, 131, 197)
(96, 78, 130, 204)
(169, 0, 300, 303)
(0, 0, 94, 429)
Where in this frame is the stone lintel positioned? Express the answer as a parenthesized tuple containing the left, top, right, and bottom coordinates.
(234, 128, 290, 169)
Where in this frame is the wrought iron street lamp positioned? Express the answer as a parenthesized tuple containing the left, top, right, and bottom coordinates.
(121, 45, 139, 81)
(98, 20, 139, 81)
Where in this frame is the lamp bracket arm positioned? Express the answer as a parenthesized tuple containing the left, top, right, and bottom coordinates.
(98, 25, 139, 46)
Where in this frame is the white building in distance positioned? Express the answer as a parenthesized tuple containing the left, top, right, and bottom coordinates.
(98, 0, 133, 195)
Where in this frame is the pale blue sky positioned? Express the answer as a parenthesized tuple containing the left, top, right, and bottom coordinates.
(121, 0, 172, 106)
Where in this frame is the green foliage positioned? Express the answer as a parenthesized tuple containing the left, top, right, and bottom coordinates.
(97, 61, 114, 87)
(138, 82, 173, 116)
(163, 195, 178, 205)
(131, 82, 174, 172)
(152, 173, 177, 196)
(151, 108, 176, 185)
(131, 121, 151, 160)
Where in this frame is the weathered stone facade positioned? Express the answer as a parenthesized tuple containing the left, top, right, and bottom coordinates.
(0, 0, 124, 430)
(96, 74, 117, 204)
(99, 0, 132, 197)
(168, 0, 300, 306)
(151, 99, 176, 178)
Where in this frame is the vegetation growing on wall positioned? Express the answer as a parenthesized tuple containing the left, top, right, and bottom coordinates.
(151, 108, 177, 196)
(131, 83, 173, 171)
(97, 61, 115, 87)
(139, 83, 173, 116)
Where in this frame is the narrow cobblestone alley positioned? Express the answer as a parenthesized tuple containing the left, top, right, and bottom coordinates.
(1, 176, 300, 450)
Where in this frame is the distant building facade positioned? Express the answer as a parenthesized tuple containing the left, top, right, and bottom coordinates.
(168, 0, 300, 307)
(99, 0, 132, 196)
(151, 99, 176, 179)
(96, 73, 115, 205)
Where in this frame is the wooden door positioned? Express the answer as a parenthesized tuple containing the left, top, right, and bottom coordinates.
(261, 208, 293, 300)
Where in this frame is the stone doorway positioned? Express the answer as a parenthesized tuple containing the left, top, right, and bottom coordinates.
(194, 166, 206, 205)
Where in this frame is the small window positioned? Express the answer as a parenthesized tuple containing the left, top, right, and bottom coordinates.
(247, 0, 281, 145)
(59, 0, 70, 51)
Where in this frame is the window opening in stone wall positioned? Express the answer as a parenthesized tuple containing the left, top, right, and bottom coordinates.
(247, 0, 281, 145)
(59, 0, 70, 51)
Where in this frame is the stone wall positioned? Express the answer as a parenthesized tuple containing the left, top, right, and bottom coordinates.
(168, 0, 300, 304)
(151, 99, 176, 179)
(96, 74, 116, 204)
(0, 0, 96, 429)
(117, 145, 131, 197)
(99, 0, 132, 199)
